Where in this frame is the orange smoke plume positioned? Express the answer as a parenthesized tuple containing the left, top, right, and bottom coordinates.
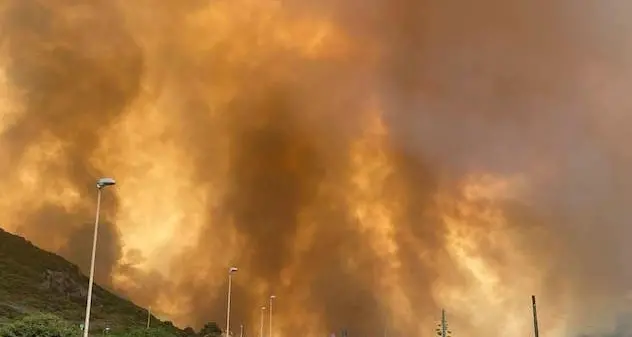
(1, 0, 632, 336)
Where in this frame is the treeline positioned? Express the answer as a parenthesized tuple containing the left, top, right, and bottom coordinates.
(0, 313, 223, 337)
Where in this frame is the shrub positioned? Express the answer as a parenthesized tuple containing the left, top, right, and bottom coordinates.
(0, 313, 78, 337)
(111, 327, 176, 337)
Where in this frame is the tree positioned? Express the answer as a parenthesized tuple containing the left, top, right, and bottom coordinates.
(110, 327, 177, 337)
(182, 327, 195, 336)
(112, 327, 177, 337)
(0, 313, 77, 337)
(198, 322, 222, 337)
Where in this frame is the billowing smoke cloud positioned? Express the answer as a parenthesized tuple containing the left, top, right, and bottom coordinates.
(1, 0, 632, 336)
(0, 0, 140, 285)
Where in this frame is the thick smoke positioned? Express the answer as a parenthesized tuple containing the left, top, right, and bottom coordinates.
(1, 0, 632, 336)
(0, 0, 140, 285)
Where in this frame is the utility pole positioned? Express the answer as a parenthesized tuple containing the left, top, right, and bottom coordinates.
(441, 309, 447, 337)
(435, 309, 450, 337)
(532, 296, 540, 337)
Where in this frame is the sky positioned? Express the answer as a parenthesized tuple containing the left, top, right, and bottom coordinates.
(1, 0, 632, 336)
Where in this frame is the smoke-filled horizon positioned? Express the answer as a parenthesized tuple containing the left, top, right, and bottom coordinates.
(1, 0, 632, 336)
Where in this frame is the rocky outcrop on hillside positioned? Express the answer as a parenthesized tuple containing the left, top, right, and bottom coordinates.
(39, 269, 88, 300)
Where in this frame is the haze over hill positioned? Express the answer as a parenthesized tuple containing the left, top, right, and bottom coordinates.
(1, 1, 632, 337)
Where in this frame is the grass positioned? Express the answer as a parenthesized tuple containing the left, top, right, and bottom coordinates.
(0, 228, 182, 335)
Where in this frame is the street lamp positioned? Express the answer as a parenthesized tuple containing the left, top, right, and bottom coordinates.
(225, 267, 238, 337)
(269, 295, 276, 337)
(259, 306, 266, 337)
(82, 177, 116, 337)
(147, 306, 151, 329)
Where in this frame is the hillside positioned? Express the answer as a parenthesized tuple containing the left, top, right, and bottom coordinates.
(0, 227, 182, 334)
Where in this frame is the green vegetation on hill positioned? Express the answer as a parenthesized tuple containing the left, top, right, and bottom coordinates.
(0, 313, 180, 337)
(0, 228, 184, 336)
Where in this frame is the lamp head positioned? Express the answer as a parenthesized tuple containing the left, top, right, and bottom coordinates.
(96, 177, 116, 189)
(229, 267, 238, 273)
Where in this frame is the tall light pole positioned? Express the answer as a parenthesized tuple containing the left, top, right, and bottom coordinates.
(147, 306, 151, 329)
(269, 295, 276, 337)
(240, 324, 244, 337)
(83, 177, 116, 337)
(226, 267, 238, 337)
(259, 306, 266, 337)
